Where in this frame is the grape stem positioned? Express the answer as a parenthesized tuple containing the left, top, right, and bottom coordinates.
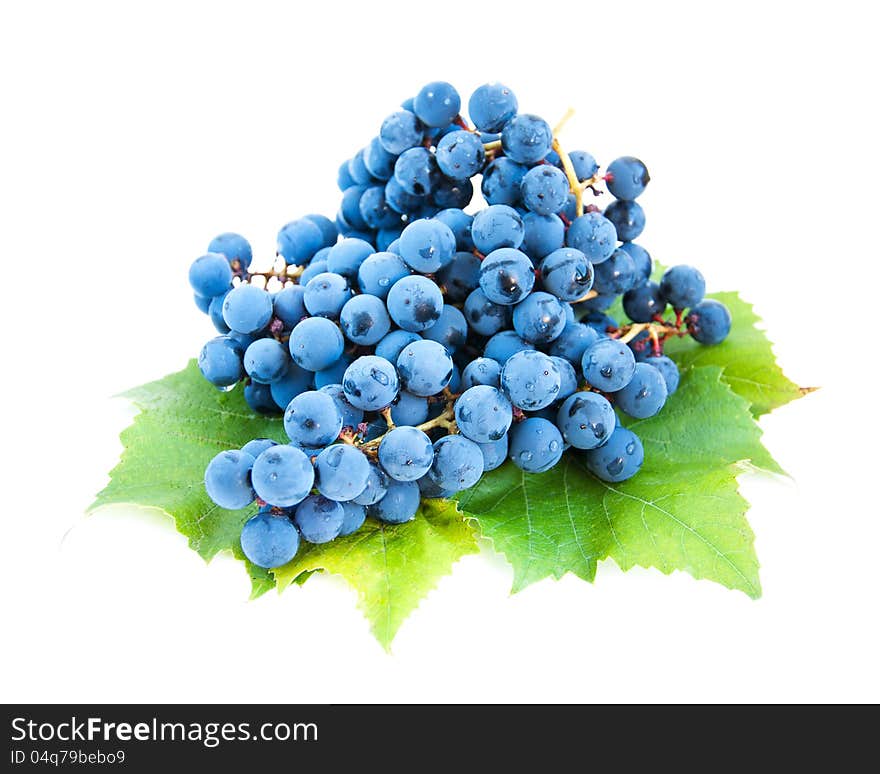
(552, 137, 584, 218)
(482, 139, 502, 152)
(552, 107, 576, 136)
(572, 288, 599, 304)
(249, 264, 305, 281)
(614, 320, 686, 345)
(358, 404, 458, 454)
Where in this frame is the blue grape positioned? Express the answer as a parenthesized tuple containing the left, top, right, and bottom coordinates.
(468, 82, 518, 133)
(208, 233, 252, 270)
(375, 329, 422, 363)
(339, 294, 391, 346)
(340, 186, 370, 230)
(189, 253, 232, 298)
(548, 322, 599, 364)
(380, 110, 423, 155)
(270, 362, 313, 408)
(389, 391, 430, 426)
(283, 391, 343, 448)
(342, 355, 400, 410)
(357, 251, 410, 298)
(348, 149, 373, 185)
(338, 159, 355, 191)
(521, 165, 570, 216)
(241, 438, 278, 458)
(437, 251, 481, 301)
(521, 212, 564, 260)
(303, 272, 351, 319)
(478, 435, 509, 472)
(339, 502, 367, 537)
(326, 238, 374, 279)
(252, 445, 315, 507)
(288, 316, 344, 371)
(643, 355, 680, 394)
(222, 284, 273, 334)
(353, 462, 389, 506)
(583, 311, 619, 336)
(398, 218, 456, 273)
(606, 156, 650, 200)
(204, 449, 256, 509)
(417, 475, 456, 500)
(479, 247, 534, 305)
(501, 114, 552, 164)
(431, 176, 473, 209)
(461, 357, 502, 389)
(240, 511, 299, 568)
(592, 248, 637, 295)
(199, 336, 244, 387)
(393, 147, 438, 196)
(582, 338, 636, 391)
(414, 81, 460, 127)
(363, 136, 398, 181)
(208, 292, 230, 333)
(428, 435, 484, 492)
(315, 355, 352, 389)
(604, 200, 645, 242)
(244, 381, 280, 414)
(368, 479, 420, 523)
(556, 392, 616, 450)
(294, 495, 345, 544)
(436, 130, 485, 179)
(277, 219, 324, 266)
(243, 339, 288, 384)
(317, 383, 364, 428)
(613, 362, 668, 419)
(194, 293, 212, 314)
(508, 417, 564, 473)
(385, 176, 426, 214)
(481, 157, 528, 205)
(448, 363, 462, 393)
(300, 257, 329, 285)
(501, 349, 561, 410)
(622, 281, 666, 323)
(687, 299, 731, 345)
(378, 426, 434, 482)
(618, 242, 652, 286)
(471, 205, 524, 253)
(463, 288, 510, 336)
(454, 385, 513, 443)
(396, 339, 453, 396)
(627, 330, 654, 361)
(359, 186, 402, 230)
(386, 274, 443, 332)
(273, 285, 307, 328)
(568, 150, 599, 182)
(583, 426, 644, 482)
(511, 291, 567, 344)
(315, 444, 371, 501)
(376, 227, 402, 252)
(433, 208, 474, 251)
(303, 214, 338, 248)
(659, 265, 706, 309)
(574, 292, 617, 315)
(421, 304, 468, 352)
(551, 356, 578, 400)
(484, 330, 535, 363)
(565, 212, 618, 264)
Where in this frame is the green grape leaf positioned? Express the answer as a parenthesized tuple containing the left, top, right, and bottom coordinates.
(456, 366, 768, 596)
(663, 291, 806, 416)
(273, 499, 478, 650)
(89, 361, 288, 598)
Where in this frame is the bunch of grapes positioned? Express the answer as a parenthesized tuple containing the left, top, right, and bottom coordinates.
(188, 81, 732, 571)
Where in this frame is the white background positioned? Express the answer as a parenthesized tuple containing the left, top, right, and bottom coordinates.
(2, 0, 878, 703)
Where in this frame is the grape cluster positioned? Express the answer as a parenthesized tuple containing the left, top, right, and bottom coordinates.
(188, 80, 732, 570)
